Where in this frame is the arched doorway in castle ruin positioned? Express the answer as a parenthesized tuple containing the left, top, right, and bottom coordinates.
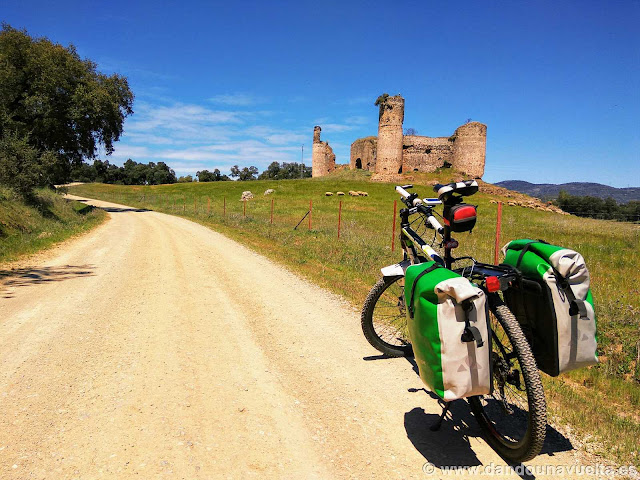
(355, 158, 362, 169)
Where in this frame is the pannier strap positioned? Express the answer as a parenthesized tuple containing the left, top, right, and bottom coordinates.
(407, 263, 442, 319)
(569, 299, 589, 320)
(515, 239, 549, 269)
(461, 300, 484, 347)
(516, 240, 589, 322)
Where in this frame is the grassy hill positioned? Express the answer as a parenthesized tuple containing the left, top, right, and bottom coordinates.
(0, 186, 106, 264)
(68, 171, 639, 466)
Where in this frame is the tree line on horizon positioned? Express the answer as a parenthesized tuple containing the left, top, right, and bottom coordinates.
(69, 160, 312, 185)
(553, 191, 640, 223)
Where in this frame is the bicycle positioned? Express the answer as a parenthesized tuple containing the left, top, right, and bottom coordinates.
(361, 180, 546, 462)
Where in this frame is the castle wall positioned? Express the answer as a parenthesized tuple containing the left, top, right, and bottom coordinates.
(376, 95, 404, 174)
(311, 126, 336, 178)
(402, 135, 453, 173)
(348, 96, 487, 178)
(350, 137, 377, 171)
(451, 122, 486, 178)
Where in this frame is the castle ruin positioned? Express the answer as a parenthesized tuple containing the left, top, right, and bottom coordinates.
(350, 94, 486, 178)
(311, 126, 336, 178)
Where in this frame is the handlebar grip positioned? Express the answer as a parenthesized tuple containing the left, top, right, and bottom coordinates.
(396, 186, 423, 206)
(395, 185, 411, 199)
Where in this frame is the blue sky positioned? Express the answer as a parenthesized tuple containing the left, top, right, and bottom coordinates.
(3, 0, 639, 186)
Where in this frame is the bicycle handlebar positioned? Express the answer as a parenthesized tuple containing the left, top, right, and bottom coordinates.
(395, 185, 423, 207)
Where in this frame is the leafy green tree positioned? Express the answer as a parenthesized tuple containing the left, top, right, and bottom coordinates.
(149, 162, 177, 185)
(258, 161, 311, 180)
(0, 24, 134, 193)
(229, 165, 241, 179)
(69, 162, 97, 183)
(177, 175, 193, 183)
(230, 165, 258, 181)
(197, 169, 230, 182)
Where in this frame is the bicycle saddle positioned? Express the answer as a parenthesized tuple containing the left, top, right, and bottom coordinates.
(433, 180, 479, 201)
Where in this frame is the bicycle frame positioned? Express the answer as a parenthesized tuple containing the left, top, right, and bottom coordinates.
(381, 185, 518, 293)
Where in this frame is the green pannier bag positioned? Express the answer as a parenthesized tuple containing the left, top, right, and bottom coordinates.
(502, 239, 598, 377)
(405, 261, 491, 401)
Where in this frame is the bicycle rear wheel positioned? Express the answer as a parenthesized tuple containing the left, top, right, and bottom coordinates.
(361, 276, 413, 357)
(468, 297, 546, 462)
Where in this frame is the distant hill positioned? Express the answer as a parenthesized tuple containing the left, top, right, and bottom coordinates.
(495, 181, 640, 203)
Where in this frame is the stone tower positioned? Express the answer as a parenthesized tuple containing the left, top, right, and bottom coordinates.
(311, 126, 336, 178)
(375, 95, 405, 175)
(451, 122, 487, 178)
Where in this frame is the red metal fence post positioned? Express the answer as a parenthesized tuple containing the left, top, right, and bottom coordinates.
(223, 196, 226, 218)
(207, 197, 210, 215)
(337, 200, 342, 239)
(391, 200, 397, 252)
(270, 198, 274, 224)
(494, 201, 503, 264)
(243, 199, 246, 217)
(308, 199, 312, 231)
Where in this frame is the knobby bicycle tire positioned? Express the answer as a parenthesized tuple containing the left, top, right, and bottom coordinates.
(468, 298, 547, 462)
(361, 276, 413, 357)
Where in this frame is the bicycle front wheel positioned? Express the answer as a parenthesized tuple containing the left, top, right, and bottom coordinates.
(468, 297, 547, 462)
(361, 276, 413, 357)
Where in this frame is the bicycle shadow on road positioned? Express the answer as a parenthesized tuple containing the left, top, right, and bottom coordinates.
(0, 264, 95, 299)
(400, 355, 574, 478)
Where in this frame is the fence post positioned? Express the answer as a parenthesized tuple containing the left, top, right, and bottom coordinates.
(183, 197, 186, 214)
(308, 199, 312, 231)
(194, 197, 197, 214)
(270, 198, 274, 224)
(223, 197, 226, 218)
(391, 200, 397, 252)
(494, 201, 503, 264)
(207, 197, 210, 216)
(337, 200, 342, 239)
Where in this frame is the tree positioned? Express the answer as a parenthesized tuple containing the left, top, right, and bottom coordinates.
(177, 175, 193, 183)
(0, 24, 134, 194)
(197, 169, 230, 182)
(149, 162, 177, 185)
(230, 165, 258, 181)
(404, 128, 418, 136)
(229, 165, 241, 179)
(258, 161, 311, 180)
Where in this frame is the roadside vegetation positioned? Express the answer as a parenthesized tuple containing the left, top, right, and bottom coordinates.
(0, 186, 106, 263)
(69, 170, 639, 467)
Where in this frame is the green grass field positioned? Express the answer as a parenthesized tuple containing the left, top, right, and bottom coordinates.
(0, 186, 107, 264)
(69, 171, 639, 466)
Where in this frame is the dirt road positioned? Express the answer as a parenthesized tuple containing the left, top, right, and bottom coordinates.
(0, 196, 600, 479)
